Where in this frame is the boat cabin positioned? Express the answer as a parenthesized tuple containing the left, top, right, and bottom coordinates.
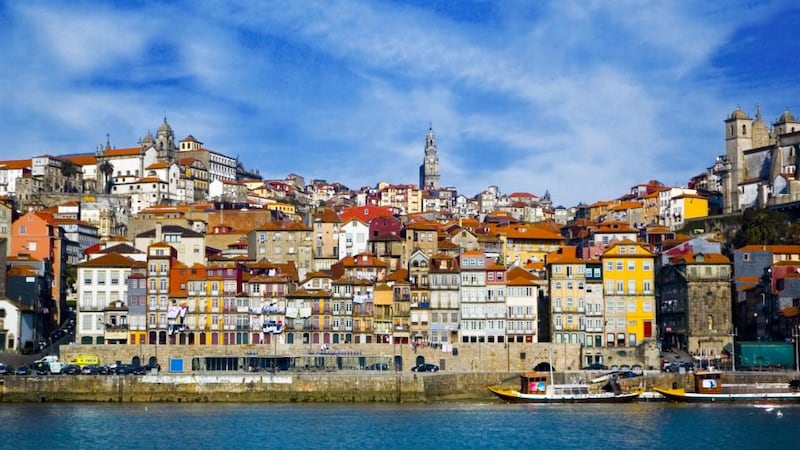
(519, 371, 593, 396)
(520, 372, 550, 395)
(694, 371, 723, 395)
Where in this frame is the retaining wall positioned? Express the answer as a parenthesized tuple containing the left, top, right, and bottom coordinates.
(2, 371, 796, 403)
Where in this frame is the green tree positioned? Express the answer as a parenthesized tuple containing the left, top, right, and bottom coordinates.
(98, 159, 114, 194)
(731, 207, 789, 248)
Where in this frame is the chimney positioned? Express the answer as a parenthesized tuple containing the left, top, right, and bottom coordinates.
(155, 222, 163, 243)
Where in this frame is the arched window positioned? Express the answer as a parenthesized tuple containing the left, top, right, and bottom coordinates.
(742, 124, 747, 135)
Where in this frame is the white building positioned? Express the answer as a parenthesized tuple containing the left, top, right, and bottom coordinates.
(75, 252, 139, 345)
(338, 219, 370, 258)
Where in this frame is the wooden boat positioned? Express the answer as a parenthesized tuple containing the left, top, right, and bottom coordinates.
(653, 370, 800, 403)
(487, 371, 640, 403)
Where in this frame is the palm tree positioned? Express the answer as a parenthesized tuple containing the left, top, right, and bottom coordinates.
(98, 159, 114, 194)
(59, 160, 81, 193)
(731, 207, 788, 248)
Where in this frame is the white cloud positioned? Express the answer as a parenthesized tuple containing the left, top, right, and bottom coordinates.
(0, 0, 796, 207)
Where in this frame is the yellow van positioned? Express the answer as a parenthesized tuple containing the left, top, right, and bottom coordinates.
(71, 355, 100, 368)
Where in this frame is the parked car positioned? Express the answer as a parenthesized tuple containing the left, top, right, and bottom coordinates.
(14, 365, 31, 376)
(581, 363, 608, 370)
(411, 363, 439, 372)
(20, 341, 35, 355)
(0, 363, 13, 375)
(81, 365, 101, 375)
(62, 364, 81, 375)
(665, 361, 695, 373)
(366, 363, 389, 371)
(113, 364, 131, 375)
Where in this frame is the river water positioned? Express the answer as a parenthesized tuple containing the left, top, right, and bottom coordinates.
(2, 401, 796, 449)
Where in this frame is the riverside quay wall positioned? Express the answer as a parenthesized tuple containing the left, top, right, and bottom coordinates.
(1, 371, 796, 403)
(57, 341, 661, 373)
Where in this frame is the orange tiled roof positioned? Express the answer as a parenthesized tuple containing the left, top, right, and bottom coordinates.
(103, 147, 142, 157)
(76, 252, 138, 267)
(736, 245, 800, 254)
(0, 159, 32, 170)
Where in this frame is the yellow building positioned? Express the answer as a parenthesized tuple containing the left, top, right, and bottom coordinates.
(600, 240, 655, 347)
(670, 193, 708, 230)
(546, 246, 588, 346)
(501, 223, 564, 266)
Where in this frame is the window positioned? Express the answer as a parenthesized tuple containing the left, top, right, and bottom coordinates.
(616, 262, 623, 271)
(627, 261, 635, 271)
(643, 280, 652, 294)
(628, 301, 636, 312)
(643, 261, 651, 271)
(606, 261, 613, 271)
(627, 280, 636, 294)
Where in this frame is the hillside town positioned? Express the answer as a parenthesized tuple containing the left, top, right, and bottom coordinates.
(1, 106, 800, 372)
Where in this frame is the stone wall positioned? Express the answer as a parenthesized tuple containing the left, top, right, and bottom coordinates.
(2, 371, 795, 403)
(58, 340, 665, 373)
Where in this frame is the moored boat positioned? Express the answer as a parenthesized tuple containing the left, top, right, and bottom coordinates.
(487, 371, 640, 403)
(653, 370, 800, 403)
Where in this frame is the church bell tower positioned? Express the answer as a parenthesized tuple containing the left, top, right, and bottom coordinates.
(419, 127, 440, 190)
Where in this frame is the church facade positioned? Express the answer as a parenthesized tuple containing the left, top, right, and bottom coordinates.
(716, 106, 800, 214)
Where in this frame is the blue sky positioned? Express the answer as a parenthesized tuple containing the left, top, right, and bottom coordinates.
(1, 0, 798, 207)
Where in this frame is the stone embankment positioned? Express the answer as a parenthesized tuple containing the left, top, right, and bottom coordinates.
(2, 371, 797, 403)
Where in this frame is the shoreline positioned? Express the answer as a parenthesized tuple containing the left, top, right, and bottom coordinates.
(2, 371, 796, 403)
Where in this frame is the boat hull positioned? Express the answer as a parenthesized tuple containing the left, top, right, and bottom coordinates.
(487, 386, 640, 403)
(653, 387, 800, 403)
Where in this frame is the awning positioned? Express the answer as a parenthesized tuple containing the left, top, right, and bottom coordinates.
(779, 306, 799, 318)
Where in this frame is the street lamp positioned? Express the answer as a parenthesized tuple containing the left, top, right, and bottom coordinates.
(273, 333, 278, 373)
(792, 325, 800, 373)
(730, 327, 738, 372)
